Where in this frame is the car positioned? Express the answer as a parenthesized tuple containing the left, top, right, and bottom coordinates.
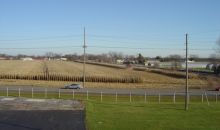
(64, 84, 83, 89)
(215, 86, 220, 91)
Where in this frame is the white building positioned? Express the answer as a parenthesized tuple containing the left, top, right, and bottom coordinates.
(60, 58, 67, 61)
(116, 59, 124, 64)
(21, 57, 33, 61)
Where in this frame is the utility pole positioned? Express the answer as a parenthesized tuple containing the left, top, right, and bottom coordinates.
(83, 27, 86, 88)
(185, 33, 189, 110)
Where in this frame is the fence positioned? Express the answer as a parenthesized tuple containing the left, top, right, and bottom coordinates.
(0, 87, 219, 104)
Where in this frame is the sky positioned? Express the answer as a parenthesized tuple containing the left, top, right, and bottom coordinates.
(0, 0, 220, 57)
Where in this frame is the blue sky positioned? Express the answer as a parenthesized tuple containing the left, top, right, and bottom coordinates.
(0, 0, 220, 57)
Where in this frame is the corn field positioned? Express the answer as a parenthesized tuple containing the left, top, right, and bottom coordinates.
(0, 60, 212, 87)
(0, 60, 143, 83)
(0, 73, 143, 83)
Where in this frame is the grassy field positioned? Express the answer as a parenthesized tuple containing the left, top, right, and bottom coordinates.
(86, 101, 220, 130)
(1, 91, 220, 130)
(0, 60, 218, 88)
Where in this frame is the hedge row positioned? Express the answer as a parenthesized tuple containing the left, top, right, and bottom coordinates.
(0, 74, 143, 83)
(74, 60, 126, 69)
(149, 69, 198, 79)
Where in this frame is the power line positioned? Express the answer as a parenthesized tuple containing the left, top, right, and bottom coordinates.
(189, 48, 214, 51)
(0, 46, 82, 50)
(89, 46, 184, 50)
(89, 41, 184, 46)
(89, 35, 182, 43)
(0, 45, 214, 51)
(190, 29, 220, 36)
(88, 34, 184, 41)
(0, 34, 82, 41)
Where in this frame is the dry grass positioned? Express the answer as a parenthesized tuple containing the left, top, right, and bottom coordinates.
(0, 60, 43, 75)
(0, 60, 214, 88)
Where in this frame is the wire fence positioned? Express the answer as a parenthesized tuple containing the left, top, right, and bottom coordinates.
(0, 87, 219, 104)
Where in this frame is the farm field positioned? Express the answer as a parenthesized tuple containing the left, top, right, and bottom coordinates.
(0, 60, 217, 89)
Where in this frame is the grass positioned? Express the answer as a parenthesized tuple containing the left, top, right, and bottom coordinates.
(192, 67, 213, 72)
(0, 60, 43, 75)
(0, 91, 220, 130)
(86, 101, 220, 130)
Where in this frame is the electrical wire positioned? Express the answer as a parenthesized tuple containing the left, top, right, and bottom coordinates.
(0, 34, 82, 42)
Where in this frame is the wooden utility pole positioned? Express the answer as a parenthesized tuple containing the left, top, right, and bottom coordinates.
(83, 27, 86, 88)
(185, 33, 189, 110)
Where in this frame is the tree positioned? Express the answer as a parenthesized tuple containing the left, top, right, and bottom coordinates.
(45, 52, 61, 60)
(45, 52, 54, 60)
(108, 52, 124, 63)
(212, 37, 220, 75)
(209, 54, 218, 63)
(169, 55, 181, 61)
(137, 53, 145, 64)
(64, 53, 80, 61)
(189, 54, 199, 61)
(155, 56, 161, 60)
(155, 56, 164, 62)
(169, 54, 182, 69)
(16, 54, 27, 59)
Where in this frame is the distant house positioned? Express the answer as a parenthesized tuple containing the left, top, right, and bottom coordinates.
(60, 58, 67, 61)
(145, 59, 160, 67)
(33, 57, 45, 61)
(21, 57, 33, 61)
(123, 59, 136, 65)
(0, 57, 7, 60)
(116, 59, 124, 64)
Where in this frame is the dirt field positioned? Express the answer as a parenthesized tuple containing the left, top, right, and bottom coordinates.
(0, 60, 217, 89)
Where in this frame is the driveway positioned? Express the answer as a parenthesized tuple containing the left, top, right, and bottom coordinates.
(0, 110, 86, 130)
(0, 97, 86, 130)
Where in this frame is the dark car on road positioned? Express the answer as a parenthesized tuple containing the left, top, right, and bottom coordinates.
(215, 86, 220, 91)
(64, 84, 83, 89)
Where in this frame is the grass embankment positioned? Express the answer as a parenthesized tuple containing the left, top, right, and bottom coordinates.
(1, 92, 220, 130)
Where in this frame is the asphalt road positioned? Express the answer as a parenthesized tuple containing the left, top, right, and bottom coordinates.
(0, 85, 219, 96)
(0, 110, 86, 130)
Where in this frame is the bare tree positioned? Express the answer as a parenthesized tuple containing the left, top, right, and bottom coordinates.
(45, 52, 61, 60)
(189, 54, 199, 61)
(137, 53, 145, 64)
(169, 54, 182, 69)
(210, 54, 218, 63)
(108, 52, 124, 63)
(45, 52, 54, 60)
(211, 37, 220, 75)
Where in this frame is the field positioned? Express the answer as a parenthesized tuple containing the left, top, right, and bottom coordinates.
(0, 60, 218, 89)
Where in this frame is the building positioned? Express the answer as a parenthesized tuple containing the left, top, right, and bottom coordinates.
(21, 57, 33, 61)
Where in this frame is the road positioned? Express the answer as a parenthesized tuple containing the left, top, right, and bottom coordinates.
(0, 85, 219, 96)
